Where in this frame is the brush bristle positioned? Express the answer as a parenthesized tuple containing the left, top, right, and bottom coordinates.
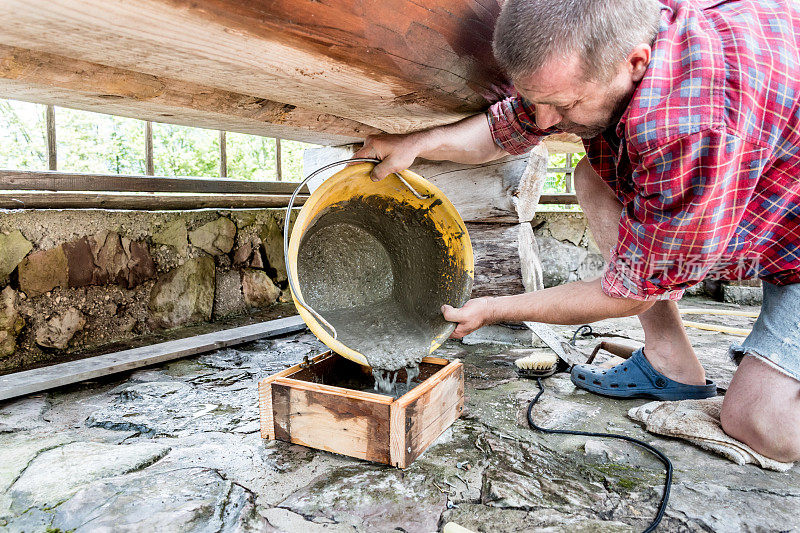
(515, 353, 558, 370)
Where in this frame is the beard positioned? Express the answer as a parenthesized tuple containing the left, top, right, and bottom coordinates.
(555, 87, 633, 139)
(555, 122, 607, 139)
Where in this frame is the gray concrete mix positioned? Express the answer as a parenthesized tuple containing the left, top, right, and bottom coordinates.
(0, 296, 797, 532)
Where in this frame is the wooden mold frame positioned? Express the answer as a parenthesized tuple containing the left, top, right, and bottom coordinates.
(258, 351, 464, 468)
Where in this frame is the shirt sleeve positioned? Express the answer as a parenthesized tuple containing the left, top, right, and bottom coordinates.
(486, 96, 555, 155)
(601, 128, 762, 301)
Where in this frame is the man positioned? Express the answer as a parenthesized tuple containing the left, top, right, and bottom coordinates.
(354, 0, 800, 462)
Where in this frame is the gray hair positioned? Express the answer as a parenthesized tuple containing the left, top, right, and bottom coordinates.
(493, 0, 662, 81)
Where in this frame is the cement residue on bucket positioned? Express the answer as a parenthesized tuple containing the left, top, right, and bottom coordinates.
(296, 195, 471, 376)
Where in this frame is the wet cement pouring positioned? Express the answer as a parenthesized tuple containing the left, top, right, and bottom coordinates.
(371, 364, 420, 398)
(296, 195, 471, 393)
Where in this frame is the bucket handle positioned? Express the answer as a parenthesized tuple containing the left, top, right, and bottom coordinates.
(284, 158, 430, 340)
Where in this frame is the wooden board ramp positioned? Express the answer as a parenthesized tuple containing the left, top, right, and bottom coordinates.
(0, 315, 306, 402)
(259, 351, 464, 468)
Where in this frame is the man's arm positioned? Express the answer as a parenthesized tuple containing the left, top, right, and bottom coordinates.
(354, 113, 508, 181)
(442, 277, 654, 338)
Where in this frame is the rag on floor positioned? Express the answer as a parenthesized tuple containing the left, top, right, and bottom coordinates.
(627, 396, 794, 472)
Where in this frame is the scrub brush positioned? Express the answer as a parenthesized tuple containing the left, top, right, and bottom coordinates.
(514, 352, 558, 378)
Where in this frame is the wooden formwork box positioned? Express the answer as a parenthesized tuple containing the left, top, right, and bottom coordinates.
(258, 351, 464, 468)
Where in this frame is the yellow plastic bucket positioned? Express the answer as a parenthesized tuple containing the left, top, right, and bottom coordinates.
(285, 161, 473, 368)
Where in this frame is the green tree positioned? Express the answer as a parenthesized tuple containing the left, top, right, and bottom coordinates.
(0, 100, 48, 170)
(0, 99, 319, 181)
(152, 123, 219, 177)
(57, 107, 145, 174)
(280, 139, 316, 182)
(227, 132, 277, 180)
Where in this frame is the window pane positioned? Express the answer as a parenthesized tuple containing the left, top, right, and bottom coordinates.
(0, 99, 48, 170)
(56, 107, 145, 174)
(226, 132, 277, 181)
(540, 151, 584, 212)
(152, 123, 219, 177)
(280, 139, 318, 182)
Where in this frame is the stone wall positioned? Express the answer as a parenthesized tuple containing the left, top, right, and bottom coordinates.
(532, 211, 605, 288)
(0, 209, 294, 374)
(0, 207, 603, 374)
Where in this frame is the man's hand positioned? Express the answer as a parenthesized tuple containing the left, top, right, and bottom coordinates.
(353, 133, 422, 181)
(353, 114, 508, 182)
(442, 297, 495, 338)
(443, 279, 654, 336)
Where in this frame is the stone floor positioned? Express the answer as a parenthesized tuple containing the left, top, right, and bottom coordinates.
(1, 297, 798, 532)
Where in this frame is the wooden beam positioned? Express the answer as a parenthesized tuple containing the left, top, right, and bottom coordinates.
(45, 104, 56, 170)
(219, 130, 227, 178)
(469, 223, 527, 297)
(0, 315, 307, 402)
(304, 144, 553, 223)
(538, 194, 579, 205)
(0, 191, 308, 210)
(0, 45, 380, 145)
(0, 1, 509, 134)
(275, 138, 283, 181)
(0, 169, 308, 195)
(144, 121, 155, 176)
(565, 153, 574, 193)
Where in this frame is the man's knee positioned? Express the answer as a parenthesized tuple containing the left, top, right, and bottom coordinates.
(572, 156, 598, 195)
(721, 362, 800, 462)
(572, 156, 617, 207)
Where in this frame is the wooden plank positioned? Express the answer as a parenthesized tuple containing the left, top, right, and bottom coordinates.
(408, 399, 463, 464)
(0, 45, 379, 145)
(0, 315, 307, 402)
(258, 351, 334, 439)
(539, 194, 579, 205)
(389, 403, 407, 468)
(0, 169, 309, 195)
(271, 381, 391, 463)
(401, 361, 464, 465)
(273, 377, 394, 404)
(421, 356, 450, 367)
(397, 359, 463, 409)
(0, 192, 307, 210)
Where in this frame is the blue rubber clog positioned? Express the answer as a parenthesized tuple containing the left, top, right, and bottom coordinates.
(570, 348, 717, 401)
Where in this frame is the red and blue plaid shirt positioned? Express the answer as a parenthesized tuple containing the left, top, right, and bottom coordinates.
(488, 0, 800, 300)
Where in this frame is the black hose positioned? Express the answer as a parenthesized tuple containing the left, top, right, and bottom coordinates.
(526, 377, 672, 533)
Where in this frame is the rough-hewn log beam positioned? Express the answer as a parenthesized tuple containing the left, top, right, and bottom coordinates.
(0, 0, 508, 133)
(304, 144, 576, 222)
(303, 144, 552, 297)
(0, 45, 379, 145)
(0, 3, 586, 149)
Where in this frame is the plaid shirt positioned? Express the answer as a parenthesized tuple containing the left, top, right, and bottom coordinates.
(488, 0, 800, 301)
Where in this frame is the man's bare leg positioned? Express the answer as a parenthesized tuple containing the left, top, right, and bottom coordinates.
(721, 356, 800, 462)
(572, 157, 705, 385)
